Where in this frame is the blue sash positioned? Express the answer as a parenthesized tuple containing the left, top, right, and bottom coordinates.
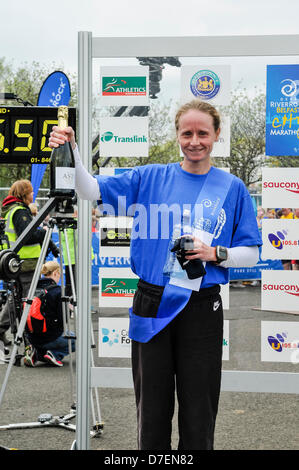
(129, 167, 234, 342)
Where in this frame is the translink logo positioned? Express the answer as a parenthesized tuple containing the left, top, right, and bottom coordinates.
(101, 131, 147, 143)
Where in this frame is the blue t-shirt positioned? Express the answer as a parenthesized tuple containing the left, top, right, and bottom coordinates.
(96, 163, 262, 289)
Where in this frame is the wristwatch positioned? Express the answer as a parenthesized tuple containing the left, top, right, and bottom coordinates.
(215, 245, 228, 264)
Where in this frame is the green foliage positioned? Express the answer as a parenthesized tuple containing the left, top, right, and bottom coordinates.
(216, 88, 266, 187)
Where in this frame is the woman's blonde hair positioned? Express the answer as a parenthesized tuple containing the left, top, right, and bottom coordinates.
(175, 99, 221, 133)
(41, 261, 60, 277)
(9, 179, 33, 203)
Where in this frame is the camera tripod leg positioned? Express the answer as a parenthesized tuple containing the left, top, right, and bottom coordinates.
(59, 222, 103, 435)
(58, 227, 76, 408)
(0, 227, 54, 408)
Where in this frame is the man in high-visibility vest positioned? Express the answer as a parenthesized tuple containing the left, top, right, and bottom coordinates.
(0, 180, 59, 346)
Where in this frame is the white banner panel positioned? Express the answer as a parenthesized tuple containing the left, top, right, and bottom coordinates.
(99, 267, 139, 308)
(100, 216, 132, 258)
(262, 218, 299, 259)
(223, 319, 229, 361)
(220, 283, 229, 310)
(98, 317, 230, 360)
(261, 270, 299, 313)
(180, 65, 231, 105)
(262, 167, 299, 208)
(99, 117, 148, 157)
(211, 115, 230, 157)
(99, 66, 149, 106)
(261, 321, 299, 363)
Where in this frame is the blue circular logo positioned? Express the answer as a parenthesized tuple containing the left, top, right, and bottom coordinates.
(190, 69, 220, 100)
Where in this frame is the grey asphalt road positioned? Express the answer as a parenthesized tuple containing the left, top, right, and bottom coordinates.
(0, 284, 298, 451)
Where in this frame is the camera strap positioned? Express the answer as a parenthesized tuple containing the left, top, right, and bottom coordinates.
(129, 167, 234, 343)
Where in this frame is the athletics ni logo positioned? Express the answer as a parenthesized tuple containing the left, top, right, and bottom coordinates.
(102, 76, 146, 96)
(268, 229, 288, 250)
(190, 70, 220, 100)
(101, 327, 119, 346)
(102, 278, 138, 297)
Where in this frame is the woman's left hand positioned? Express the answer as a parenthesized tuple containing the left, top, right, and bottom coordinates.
(184, 236, 217, 262)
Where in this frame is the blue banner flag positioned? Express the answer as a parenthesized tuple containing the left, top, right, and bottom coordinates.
(31, 71, 71, 201)
(266, 64, 299, 157)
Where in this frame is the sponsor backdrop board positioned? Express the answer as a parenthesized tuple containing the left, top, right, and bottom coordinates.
(99, 66, 149, 106)
(261, 270, 299, 313)
(99, 117, 149, 157)
(262, 219, 299, 259)
(262, 168, 299, 208)
(98, 317, 230, 360)
(266, 64, 299, 156)
(261, 321, 299, 363)
(99, 267, 139, 308)
(100, 216, 132, 258)
(211, 115, 230, 157)
(180, 65, 231, 106)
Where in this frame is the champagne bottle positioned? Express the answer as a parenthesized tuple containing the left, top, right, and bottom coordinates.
(50, 106, 75, 198)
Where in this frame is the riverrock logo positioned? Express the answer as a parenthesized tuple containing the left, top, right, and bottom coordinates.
(263, 180, 299, 194)
(100, 131, 147, 144)
(49, 77, 68, 107)
(102, 76, 146, 97)
(268, 331, 299, 353)
(190, 70, 220, 100)
(281, 79, 297, 98)
(102, 278, 138, 297)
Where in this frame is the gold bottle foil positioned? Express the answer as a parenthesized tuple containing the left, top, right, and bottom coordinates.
(57, 105, 69, 129)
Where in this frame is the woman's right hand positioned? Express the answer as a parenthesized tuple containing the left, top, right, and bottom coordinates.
(49, 126, 76, 150)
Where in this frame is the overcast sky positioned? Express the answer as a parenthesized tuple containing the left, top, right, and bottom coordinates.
(2, 0, 299, 101)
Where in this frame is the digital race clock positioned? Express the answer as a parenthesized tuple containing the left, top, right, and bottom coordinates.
(0, 106, 76, 164)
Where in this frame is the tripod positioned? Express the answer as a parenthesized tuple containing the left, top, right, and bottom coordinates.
(0, 197, 103, 439)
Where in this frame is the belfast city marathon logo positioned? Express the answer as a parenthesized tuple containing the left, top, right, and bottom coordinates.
(102, 76, 146, 97)
(102, 278, 138, 297)
(190, 69, 220, 100)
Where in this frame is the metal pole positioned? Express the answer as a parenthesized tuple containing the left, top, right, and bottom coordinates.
(76, 30, 92, 450)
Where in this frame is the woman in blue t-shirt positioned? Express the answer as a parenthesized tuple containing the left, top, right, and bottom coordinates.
(49, 99, 262, 450)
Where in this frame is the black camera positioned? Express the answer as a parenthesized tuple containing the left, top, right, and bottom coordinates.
(171, 236, 206, 280)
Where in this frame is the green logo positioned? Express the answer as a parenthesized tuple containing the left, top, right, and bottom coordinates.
(101, 131, 114, 142)
(102, 278, 138, 297)
(102, 76, 146, 96)
(100, 131, 147, 143)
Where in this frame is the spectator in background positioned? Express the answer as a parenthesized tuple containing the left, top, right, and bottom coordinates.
(265, 209, 275, 219)
(24, 261, 75, 367)
(0, 180, 59, 347)
(256, 207, 265, 229)
(280, 208, 295, 219)
(29, 203, 38, 217)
